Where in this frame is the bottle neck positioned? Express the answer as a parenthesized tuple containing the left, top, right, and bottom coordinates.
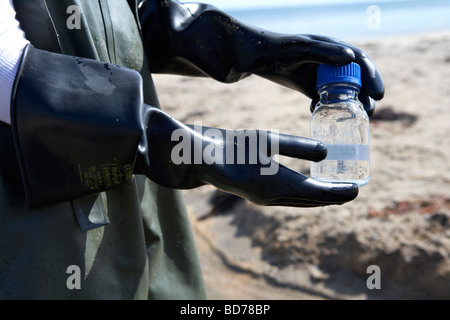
(318, 83, 361, 105)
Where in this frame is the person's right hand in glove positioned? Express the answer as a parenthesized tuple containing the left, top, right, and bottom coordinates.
(139, 0, 385, 117)
(11, 46, 358, 208)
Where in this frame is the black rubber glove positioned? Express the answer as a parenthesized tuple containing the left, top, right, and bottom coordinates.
(140, 0, 384, 116)
(11, 46, 144, 207)
(135, 111, 358, 207)
(11, 46, 357, 208)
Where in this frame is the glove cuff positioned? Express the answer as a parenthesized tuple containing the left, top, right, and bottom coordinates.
(11, 45, 145, 207)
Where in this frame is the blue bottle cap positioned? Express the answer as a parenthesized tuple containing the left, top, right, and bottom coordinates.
(316, 62, 362, 90)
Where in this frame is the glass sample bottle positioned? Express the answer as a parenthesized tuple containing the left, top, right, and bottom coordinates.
(310, 62, 370, 187)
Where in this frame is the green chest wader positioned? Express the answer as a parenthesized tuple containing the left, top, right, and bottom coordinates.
(0, 0, 205, 300)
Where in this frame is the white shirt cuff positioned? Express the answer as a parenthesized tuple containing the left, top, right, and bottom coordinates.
(0, 0, 30, 125)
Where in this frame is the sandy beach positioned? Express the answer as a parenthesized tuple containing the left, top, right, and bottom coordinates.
(152, 30, 450, 300)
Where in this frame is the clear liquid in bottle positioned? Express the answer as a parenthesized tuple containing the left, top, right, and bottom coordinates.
(310, 63, 370, 187)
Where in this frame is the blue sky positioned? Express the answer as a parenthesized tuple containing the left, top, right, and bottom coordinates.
(200, 0, 450, 40)
(203, 0, 409, 10)
(205, 0, 340, 10)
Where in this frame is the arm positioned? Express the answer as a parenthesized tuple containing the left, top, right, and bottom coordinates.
(10, 45, 357, 208)
(139, 0, 384, 115)
(3, 1, 358, 208)
(0, 0, 29, 124)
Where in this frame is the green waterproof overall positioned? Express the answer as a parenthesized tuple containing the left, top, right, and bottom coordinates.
(0, 0, 206, 299)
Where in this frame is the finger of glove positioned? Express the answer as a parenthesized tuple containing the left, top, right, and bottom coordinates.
(264, 166, 359, 206)
(330, 41, 385, 101)
(266, 195, 353, 207)
(355, 53, 385, 102)
(282, 178, 359, 206)
(269, 132, 327, 162)
(310, 98, 319, 113)
(306, 35, 385, 101)
(297, 38, 355, 65)
(359, 94, 376, 117)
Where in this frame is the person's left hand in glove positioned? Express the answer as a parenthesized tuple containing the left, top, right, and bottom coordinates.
(136, 110, 359, 207)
